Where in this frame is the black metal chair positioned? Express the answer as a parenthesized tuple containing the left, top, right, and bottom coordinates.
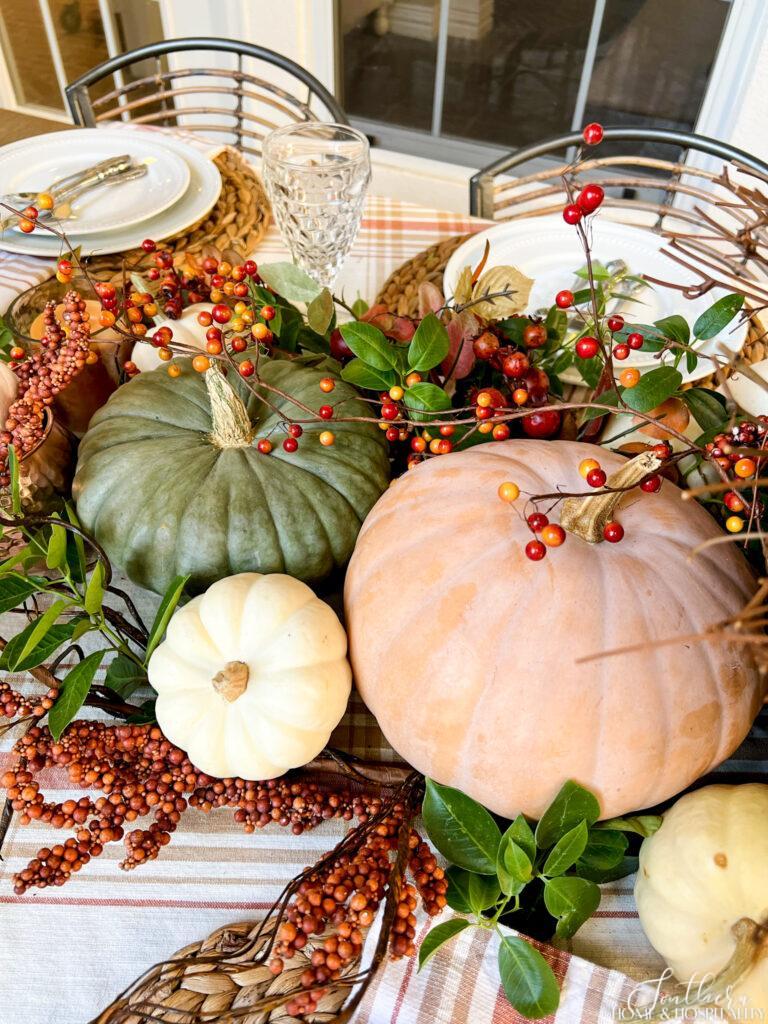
(469, 127, 768, 221)
(65, 37, 348, 159)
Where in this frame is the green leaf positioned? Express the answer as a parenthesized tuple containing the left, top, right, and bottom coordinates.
(681, 388, 728, 432)
(445, 865, 473, 913)
(71, 618, 94, 643)
(418, 918, 471, 971)
(576, 829, 628, 873)
(145, 575, 188, 663)
(621, 366, 682, 414)
(693, 293, 744, 340)
(64, 504, 87, 584)
(497, 936, 560, 1019)
(543, 876, 601, 939)
(340, 358, 396, 391)
(444, 865, 500, 913)
(580, 389, 620, 423)
(545, 305, 567, 342)
(597, 814, 662, 838)
(83, 561, 105, 616)
(351, 297, 369, 318)
(542, 820, 589, 877)
(422, 778, 501, 874)
(306, 288, 334, 335)
(7, 598, 69, 671)
(258, 262, 322, 303)
(339, 321, 399, 371)
(577, 855, 638, 883)
(408, 313, 450, 372)
(45, 518, 67, 571)
(0, 620, 76, 672)
(127, 696, 157, 724)
(469, 871, 503, 912)
(104, 653, 148, 697)
(48, 650, 104, 741)
(404, 382, 451, 423)
(8, 445, 20, 515)
(654, 314, 690, 346)
(0, 573, 46, 614)
(497, 833, 533, 896)
(535, 781, 600, 850)
(507, 814, 536, 863)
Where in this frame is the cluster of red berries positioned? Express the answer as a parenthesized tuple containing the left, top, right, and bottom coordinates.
(498, 482, 569, 561)
(498, 446, 669, 560)
(561, 123, 607, 226)
(2, 294, 93, 484)
(705, 420, 767, 533)
(272, 810, 446, 1017)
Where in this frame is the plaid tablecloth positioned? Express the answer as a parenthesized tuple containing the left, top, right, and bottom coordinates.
(0, 144, 762, 1023)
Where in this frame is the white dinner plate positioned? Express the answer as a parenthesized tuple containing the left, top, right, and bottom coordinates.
(0, 128, 190, 236)
(444, 217, 749, 386)
(0, 132, 222, 257)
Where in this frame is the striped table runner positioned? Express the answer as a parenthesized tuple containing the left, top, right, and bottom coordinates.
(0, 137, 760, 1023)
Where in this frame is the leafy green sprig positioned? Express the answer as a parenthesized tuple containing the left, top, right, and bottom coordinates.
(419, 778, 660, 1019)
(0, 453, 188, 738)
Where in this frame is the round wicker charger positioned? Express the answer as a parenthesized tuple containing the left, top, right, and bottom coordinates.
(374, 233, 765, 386)
(88, 147, 271, 275)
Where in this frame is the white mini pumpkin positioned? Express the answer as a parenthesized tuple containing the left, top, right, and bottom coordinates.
(148, 572, 352, 779)
(635, 784, 768, 1015)
(132, 302, 213, 371)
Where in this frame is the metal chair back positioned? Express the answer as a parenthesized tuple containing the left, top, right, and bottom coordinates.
(65, 37, 348, 158)
(469, 127, 768, 222)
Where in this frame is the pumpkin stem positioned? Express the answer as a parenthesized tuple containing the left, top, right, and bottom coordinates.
(560, 450, 662, 543)
(639, 917, 768, 1021)
(205, 365, 254, 448)
(212, 661, 249, 702)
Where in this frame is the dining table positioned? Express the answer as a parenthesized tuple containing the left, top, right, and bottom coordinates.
(0, 120, 764, 1024)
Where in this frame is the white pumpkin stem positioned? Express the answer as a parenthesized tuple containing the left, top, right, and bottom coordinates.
(640, 917, 768, 1022)
(205, 366, 254, 448)
(212, 661, 249, 702)
(560, 450, 662, 543)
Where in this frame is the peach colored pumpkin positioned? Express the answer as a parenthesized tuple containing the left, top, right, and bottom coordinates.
(344, 439, 764, 819)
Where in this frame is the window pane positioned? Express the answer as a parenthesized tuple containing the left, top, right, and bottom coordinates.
(50, 0, 110, 91)
(340, 0, 439, 133)
(0, 0, 60, 108)
(340, 0, 730, 163)
(584, 0, 728, 132)
(441, 0, 594, 149)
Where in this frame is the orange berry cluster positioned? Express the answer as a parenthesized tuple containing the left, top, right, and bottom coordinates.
(271, 812, 446, 1017)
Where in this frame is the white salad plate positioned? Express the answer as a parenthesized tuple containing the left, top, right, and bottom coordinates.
(0, 128, 190, 236)
(0, 131, 222, 257)
(444, 217, 748, 386)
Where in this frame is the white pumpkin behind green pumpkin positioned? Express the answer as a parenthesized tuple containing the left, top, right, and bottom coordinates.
(635, 784, 768, 1017)
(148, 573, 352, 779)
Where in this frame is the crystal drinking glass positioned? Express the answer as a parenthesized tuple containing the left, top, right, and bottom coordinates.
(262, 123, 371, 289)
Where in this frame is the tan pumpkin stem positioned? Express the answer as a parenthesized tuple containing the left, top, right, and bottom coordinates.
(205, 366, 254, 448)
(641, 917, 768, 1022)
(560, 450, 662, 543)
(212, 661, 249, 702)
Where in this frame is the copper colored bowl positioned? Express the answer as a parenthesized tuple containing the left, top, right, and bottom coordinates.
(0, 408, 75, 558)
(5, 275, 133, 436)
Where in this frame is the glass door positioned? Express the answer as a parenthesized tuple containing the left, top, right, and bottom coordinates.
(338, 0, 736, 166)
(0, 0, 165, 118)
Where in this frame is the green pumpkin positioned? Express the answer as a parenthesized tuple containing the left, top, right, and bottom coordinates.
(73, 356, 390, 594)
